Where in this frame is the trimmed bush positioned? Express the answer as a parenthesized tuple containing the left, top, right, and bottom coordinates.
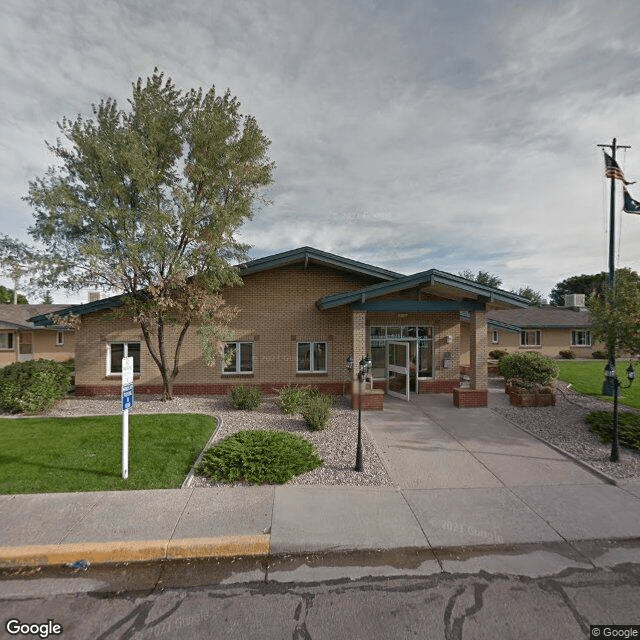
(489, 349, 508, 360)
(276, 385, 334, 415)
(276, 385, 307, 414)
(498, 352, 559, 385)
(592, 350, 608, 360)
(229, 386, 262, 410)
(303, 395, 332, 431)
(559, 350, 576, 359)
(0, 359, 71, 414)
(585, 410, 640, 451)
(196, 430, 323, 484)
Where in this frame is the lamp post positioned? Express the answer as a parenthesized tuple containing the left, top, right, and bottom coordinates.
(347, 354, 372, 472)
(604, 361, 635, 462)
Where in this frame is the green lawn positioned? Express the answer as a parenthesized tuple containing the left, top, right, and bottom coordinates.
(556, 360, 640, 409)
(0, 413, 217, 495)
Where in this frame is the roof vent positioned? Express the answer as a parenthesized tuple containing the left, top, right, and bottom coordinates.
(88, 291, 102, 303)
(564, 293, 586, 309)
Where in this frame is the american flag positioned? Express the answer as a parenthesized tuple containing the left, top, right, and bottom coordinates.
(623, 186, 640, 214)
(604, 152, 635, 185)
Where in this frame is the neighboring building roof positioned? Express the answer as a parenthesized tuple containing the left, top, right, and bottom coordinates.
(487, 307, 593, 329)
(0, 304, 71, 331)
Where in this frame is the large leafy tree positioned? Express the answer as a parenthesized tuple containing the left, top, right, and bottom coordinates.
(549, 273, 608, 306)
(510, 286, 545, 306)
(0, 285, 28, 304)
(21, 70, 274, 400)
(587, 269, 640, 356)
(458, 269, 503, 288)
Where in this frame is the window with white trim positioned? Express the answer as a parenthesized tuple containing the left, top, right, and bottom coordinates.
(297, 341, 327, 373)
(108, 342, 141, 375)
(571, 330, 591, 346)
(520, 330, 541, 347)
(491, 330, 499, 344)
(223, 342, 254, 374)
(56, 331, 64, 346)
(0, 332, 13, 350)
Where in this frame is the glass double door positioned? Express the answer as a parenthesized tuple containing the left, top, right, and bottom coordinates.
(387, 341, 411, 400)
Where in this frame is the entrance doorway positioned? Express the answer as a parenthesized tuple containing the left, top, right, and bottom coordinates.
(387, 341, 410, 400)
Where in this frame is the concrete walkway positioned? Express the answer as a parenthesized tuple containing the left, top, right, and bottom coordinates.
(2, 393, 640, 573)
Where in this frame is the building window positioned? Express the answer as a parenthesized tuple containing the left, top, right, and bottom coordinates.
(571, 330, 591, 346)
(297, 341, 327, 373)
(520, 330, 541, 347)
(56, 331, 64, 346)
(0, 332, 13, 350)
(108, 342, 141, 375)
(491, 330, 499, 344)
(223, 342, 254, 374)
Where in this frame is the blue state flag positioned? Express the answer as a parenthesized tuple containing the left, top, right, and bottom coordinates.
(623, 187, 640, 214)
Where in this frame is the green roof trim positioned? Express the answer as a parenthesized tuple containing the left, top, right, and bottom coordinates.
(238, 246, 402, 281)
(317, 269, 531, 310)
(29, 295, 125, 326)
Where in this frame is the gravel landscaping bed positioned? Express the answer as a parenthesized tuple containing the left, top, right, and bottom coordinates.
(31, 394, 394, 487)
(492, 381, 640, 481)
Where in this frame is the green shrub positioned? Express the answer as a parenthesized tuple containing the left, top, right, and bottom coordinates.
(196, 430, 323, 484)
(229, 386, 262, 410)
(498, 352, 559, 385)
(559, 350, 575, 359)
(585, 410, 640, 451)
(302, 395, 333, 431)
(592, 350, 608, 359)
(0, 359, 71, 414)
(489, 349, 508, 360)
(276, 385, 307, 414)
(276, 386, 333, 415)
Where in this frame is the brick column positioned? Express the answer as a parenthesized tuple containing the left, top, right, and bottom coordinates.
(351, 310, 366, 408)
(469, 310, 488, 391)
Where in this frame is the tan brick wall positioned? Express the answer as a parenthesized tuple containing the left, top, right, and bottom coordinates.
(469, 310, 488, 390)
(0, 329, 75, 367)
(75, 264, 373, 393)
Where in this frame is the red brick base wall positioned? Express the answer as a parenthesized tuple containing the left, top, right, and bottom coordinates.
(350, 390, 384, 411)
(453, 388, 488, 408)
(75, 381, 346, 397)
(419, 380, 460, 393)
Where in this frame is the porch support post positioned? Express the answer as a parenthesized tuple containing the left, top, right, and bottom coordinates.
(469, 310, 488, 391)
(351, 310, 366, 408)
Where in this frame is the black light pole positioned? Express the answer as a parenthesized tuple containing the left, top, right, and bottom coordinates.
(347, 354, 371, 472)
(604, 361, 635, 462)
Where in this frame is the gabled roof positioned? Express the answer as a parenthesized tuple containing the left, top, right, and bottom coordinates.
(1, 304, 71, 330)
(29, 295, 124, 326)
(238, 246, 403, 281)
(487, 307, 593, 329)
(317, 269, 531, 310)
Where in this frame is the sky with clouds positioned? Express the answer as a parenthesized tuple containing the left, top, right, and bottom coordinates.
(2, 0, 640, 304)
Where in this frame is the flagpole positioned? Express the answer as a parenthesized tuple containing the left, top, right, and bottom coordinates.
(597, 138, 631, 396)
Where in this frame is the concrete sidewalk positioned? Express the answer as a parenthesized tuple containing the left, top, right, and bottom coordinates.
(2, 394, 640, 572)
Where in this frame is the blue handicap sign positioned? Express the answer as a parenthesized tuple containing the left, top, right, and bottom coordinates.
(122, 386, 134, 411)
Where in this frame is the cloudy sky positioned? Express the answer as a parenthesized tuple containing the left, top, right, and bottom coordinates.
(2, 0, 640, 304)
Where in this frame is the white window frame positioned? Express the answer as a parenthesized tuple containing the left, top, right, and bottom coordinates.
(571, 330, 591, 347)
(520, 330, 541, 347)
(491, 330, 499, 344)
(297, 341, 328, 373)
(107, 342, 141, 376)
(0, 332, 13, 350)
(222, 341, 254, 374)
(56, 331, 64, 346)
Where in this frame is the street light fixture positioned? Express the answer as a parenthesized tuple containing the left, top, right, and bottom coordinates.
(604, 361, 635, 462)
(347, 354, 372, 472)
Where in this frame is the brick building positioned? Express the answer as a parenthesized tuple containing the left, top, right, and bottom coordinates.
(30, 247, 529, 407)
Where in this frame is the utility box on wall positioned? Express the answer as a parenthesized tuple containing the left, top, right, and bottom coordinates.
(443, 351, 452, 369)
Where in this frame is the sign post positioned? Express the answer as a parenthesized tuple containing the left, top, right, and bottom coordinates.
(121, 356, 134, 480)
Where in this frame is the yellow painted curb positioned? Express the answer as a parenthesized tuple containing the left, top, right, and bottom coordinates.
(167, 535, 270, 559)
(0, 536, 270, 568)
